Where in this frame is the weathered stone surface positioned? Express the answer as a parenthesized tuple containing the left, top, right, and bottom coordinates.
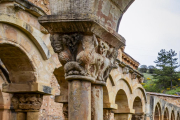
(11, 93, 42, 111)
(1, 1, 180, 120)
(68, 80, 91, 120)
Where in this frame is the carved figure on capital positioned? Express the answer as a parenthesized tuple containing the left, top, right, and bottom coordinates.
(50, 33, 118, 82)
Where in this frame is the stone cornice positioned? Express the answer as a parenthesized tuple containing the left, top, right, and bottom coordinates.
(117, 59, 143, 78)
(122, 51, 140, 69)
(0, 0, 46, 17)
(39, 15, 126, 49)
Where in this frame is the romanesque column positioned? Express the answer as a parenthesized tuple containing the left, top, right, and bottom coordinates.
(39, 0, 132, 119)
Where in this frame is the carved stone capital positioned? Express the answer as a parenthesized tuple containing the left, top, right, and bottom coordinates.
(11, 93, 43, 111)
(50, 33, 118, 82)
(103, 109, 112, 120)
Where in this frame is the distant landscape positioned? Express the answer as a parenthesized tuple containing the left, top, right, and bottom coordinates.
(139, 49, 180, 95)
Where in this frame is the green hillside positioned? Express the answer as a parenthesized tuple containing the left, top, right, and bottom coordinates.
(142, 73, 180, 95)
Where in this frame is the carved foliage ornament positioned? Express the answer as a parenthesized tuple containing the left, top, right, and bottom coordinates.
(11, 93, 43, 111)
(50, 33, 118, 82)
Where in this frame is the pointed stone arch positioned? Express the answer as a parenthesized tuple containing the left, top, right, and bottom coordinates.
(154, 102, 162, 120)
(164, 107, 169, 120)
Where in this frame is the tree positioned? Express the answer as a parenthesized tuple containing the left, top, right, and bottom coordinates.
(139, 65, 148, 73)
(153, 49, 180, 89)
(148, 65, 155, 74)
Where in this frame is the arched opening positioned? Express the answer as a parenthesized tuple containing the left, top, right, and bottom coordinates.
(171, 110, 175, 120)
(114, 89, 130, 120)
(154, 103, 161, 120)
(0, 43, 36, 120)
(177, 113, 180, 120)
(164, 108, 169, 120)
(132, 97, 143, 120)
(0, 44, 36, 83)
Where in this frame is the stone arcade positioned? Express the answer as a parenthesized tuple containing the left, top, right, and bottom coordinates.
(0, 0, 180, 120)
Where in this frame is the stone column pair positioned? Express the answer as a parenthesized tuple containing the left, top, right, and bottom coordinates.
(48, 33, 117, 120)
(11, 93, 43, 120)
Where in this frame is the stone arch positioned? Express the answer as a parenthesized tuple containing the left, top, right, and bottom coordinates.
(119, 78, 133, 94)
(114, 89, 130, 120)
(131, 88, 146, 113)
(133, 84, 147, 102)
(171, 110, 175, 120)
(154, 102, 162, 120)
(0, 43, 37, 83)
(164, 107, 169, 120)
(0, 14, 50, 60)
(131, 97, 143, 120)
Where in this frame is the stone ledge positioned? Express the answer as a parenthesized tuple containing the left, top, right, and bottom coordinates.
(55, 95, 68, 103)
(2, 83, 55, 95)
(112, 108, 135, 114)
(103, 103, 118, 110)
(0, 105, 11, 110)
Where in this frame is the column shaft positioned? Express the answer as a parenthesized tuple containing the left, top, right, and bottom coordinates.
(68, 80, 91, 120)
(17, 112, 26, 120)
(91, 85, 103, 120)
(27, 112, 39, 120)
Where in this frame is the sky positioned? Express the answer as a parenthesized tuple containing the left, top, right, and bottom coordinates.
(119, 0, 180, 67)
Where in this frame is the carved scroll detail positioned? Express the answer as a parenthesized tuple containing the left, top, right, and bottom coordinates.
(11, 94, 43, 111)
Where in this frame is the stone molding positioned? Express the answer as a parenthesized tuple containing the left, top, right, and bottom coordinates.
(11, 93, 43, 111)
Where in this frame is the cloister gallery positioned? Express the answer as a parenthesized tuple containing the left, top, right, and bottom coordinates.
(0, 0, 180, 120)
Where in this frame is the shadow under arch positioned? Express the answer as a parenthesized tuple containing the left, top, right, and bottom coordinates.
(103, 86, 110, 104)
(164, 107, 169, 120)
(171, 110, 175, 120)
(0, 43, 37, 83)
(131, 97, 143, 120)
(154, 102, 162, 120)
(114, 89, 130, 120)
(177, 112, 179, 120)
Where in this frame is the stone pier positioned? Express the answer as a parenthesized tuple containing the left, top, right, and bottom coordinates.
(38, 0, 134, 119)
